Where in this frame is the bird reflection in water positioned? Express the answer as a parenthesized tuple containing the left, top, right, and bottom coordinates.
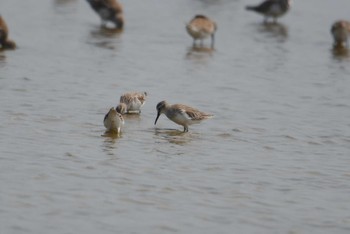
(101, 135, 119, 156)
(88, 26, 122, 50)
(0, 54, 5, 65)
(102, 130, 122, 138)
(258, 22, 288, 40)
(186, 46, 214, 65)
(154, 128, 197, 145)
(331, 44, 349, 60)
(188, 46, 215, 54)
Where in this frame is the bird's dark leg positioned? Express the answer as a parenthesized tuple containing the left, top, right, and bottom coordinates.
(273, 17, 277, 24)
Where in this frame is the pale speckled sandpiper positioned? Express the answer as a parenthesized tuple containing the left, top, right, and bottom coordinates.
(331, 20, 350, 48)
(86, 0, 124, 29)
(186, 15, 217, 48)
(0, 15, 16, 50)
(154, 101, 213, 132)
(103, 107, 124, 134)
(116, 91, 147, 114)
(246, 0, 291, 23)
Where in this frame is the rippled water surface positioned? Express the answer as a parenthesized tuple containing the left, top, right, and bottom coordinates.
(1, 0, 350, 233)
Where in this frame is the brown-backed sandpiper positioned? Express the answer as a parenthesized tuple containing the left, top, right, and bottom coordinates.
(104, 107, 124, 134)
(331, 20, 350, 48)
(186, 15, 217, 48)
(116, 92, 147, 114)
(154, 101, 213, 132)
(0, 15, 16, 50)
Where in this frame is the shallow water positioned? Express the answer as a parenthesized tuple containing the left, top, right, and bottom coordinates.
(1, 0, 350, 233)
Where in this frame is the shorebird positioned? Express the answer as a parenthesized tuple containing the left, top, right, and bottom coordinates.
(186, 15, 217, 48)
(0, 15, 16, 50)
(154, 101, 213, 132)
(331, 20, 350, 48)
(86, 0, 124, 29)
(104, 107, 124, 134)
(116, 92, 147, 114)
(245, 0, 291, 23)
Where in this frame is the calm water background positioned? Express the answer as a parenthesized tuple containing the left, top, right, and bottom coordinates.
(1, 0, 350, 233)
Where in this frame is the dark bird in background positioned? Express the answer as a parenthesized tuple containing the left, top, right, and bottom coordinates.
(0, 15, 16, 50)
(246, 0, 291, 23)
(86, 0, 124, 29)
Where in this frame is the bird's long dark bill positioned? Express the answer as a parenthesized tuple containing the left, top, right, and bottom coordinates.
(154, 112, 160, 125)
